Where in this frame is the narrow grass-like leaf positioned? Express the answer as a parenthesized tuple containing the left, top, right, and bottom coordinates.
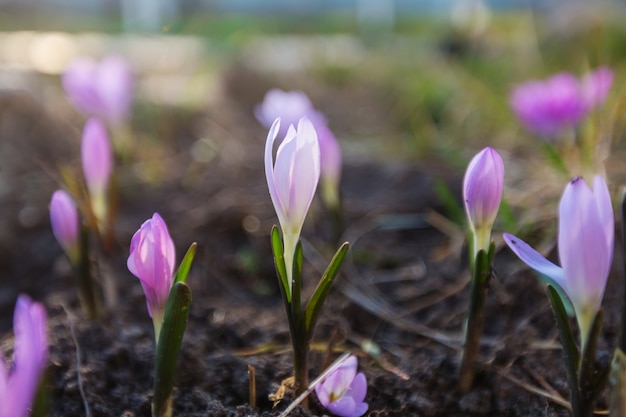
(433, 178, 465, 227)
(291, 241, 304, 329)
(609, 348, 626, 417)
(153, 282, 192, 417)
(304, 242, 349, 337)
(271, 226, 290, 302)
(541, 141, 569, 177)
(174, 242, 197, 284)
(547, 285, 580, 417)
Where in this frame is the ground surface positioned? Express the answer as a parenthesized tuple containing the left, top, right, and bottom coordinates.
(0, 46, 623, 417)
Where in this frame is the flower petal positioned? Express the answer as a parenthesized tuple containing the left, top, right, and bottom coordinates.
(503, 233, 566, 290)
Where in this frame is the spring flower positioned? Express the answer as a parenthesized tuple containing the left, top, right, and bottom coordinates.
(265, 117, 320, 293)
(315, 355, 368, 417)
(49, 190, 80, 263)
(463, 147, 504, 257)
(510, 68, 613, 138)
(257, 89, 342, 209)
(62, 55, 133, 123)
(503, 176, 613, 348)
(0, 295, 48, 417)
(127, 213, 176, 340)
(81, 118, 112, 227)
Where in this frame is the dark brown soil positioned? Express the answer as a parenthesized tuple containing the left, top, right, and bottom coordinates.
(0, 61, 621, 417)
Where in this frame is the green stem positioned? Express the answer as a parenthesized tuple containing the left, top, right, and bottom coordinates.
(76, 225, 101, 320)
(458, 248, 491, 393)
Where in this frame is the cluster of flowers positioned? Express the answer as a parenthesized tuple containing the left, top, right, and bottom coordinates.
(1, 55, 617, 417)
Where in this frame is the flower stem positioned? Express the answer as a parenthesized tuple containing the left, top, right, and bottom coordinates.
(459, 247, 491, 393)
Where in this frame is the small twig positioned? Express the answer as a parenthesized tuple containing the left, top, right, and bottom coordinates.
(63, 306, 91, 417)
(248, 364, 256, 408)
(278, 352, 351, 417)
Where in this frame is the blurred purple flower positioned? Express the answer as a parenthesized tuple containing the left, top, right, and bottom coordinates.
(49, 190, 80, 263)
(510, 68, 612, 138)
(503, 176, 613, 347)
(463, 147, 504, 256)
(0, 295, 48, 417)
(257, 89, 342, 208)
(315, 355, 368, 417)
(264, 117, 320, 292)
(81, 118, 112, 226)
(63, 55, 133, 123)
(127, 213, 176, 338)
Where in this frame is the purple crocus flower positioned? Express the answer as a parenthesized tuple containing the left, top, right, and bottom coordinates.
(315, 355, 368, 417)
(127, 213, 176, 339)
(463, 147, 504, 256)
(264, 117, 320, 293)
(0, 295, 48, 417)
(81, 118, 112, 228)
(503, 176, 613, 347)
(510, 68, 613, 138)
(49, 190, 80, 263)
(256, 89, 342, 209)
(62, 55, 133, 124)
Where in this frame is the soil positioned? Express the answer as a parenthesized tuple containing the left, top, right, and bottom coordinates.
(0, 60, 622, 417)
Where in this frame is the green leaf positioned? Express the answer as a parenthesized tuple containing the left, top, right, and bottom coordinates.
(547, 285, 580, 416)
(153, 282, 192, 417)
(433, 178, 465, 227)
(291, 241, 304, 328)
(610, 348, 626, 417)
(541, 141, 569, 177)
(174, 242, 197, 284)
(304, 242, 349, 338)
(271, 226, 290, 303)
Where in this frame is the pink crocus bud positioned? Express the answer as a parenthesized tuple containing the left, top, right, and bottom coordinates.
(510, 73, 588, 138)
(127, 213, 176, 339)
(463, 147, 504, 256)
(81, 118, 112, 227)
(62, 55, 133, 124)
(315, 355, 368, 417)
(581, 66, 613, 109)
(256, 89, 342, 209)
(49, 190, 80, 263)
(265, 117, 320, 293)
(503, 176, 614, 348)
(0, 295, 48, 417)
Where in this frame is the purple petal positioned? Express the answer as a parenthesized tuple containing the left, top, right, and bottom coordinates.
(127, 213, 176, 317)
(9, 295, 48, 417)
(49, 190, 79, 257)
(62, 57, 102, 116)
(463, 147, 504, 233)
(96, 55, 134, 123)
(326, 394, 357, 417)
(581, 67, 613, 109)
(81, 118, 112, 195)
(558, 177, 612, 311)
(503, 233, 566, 290)
(349, 372, 368, 404)
(255, 89, 316, 137)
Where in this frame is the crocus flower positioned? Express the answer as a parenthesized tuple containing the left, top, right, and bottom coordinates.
(256, 89, 342, 209)
(81, 118, 112, 228)
(0, 295, 48, 417)
(315, 355, 368, 417)
(49, 190, 80, 263)
(510, 73, 587, 138)
(127, 213, 176, 339)
(62, 55, 133, 123)
(265, 117, 320, 292)
(503, 176, 613, 348)
(463, 147, 504, 257)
